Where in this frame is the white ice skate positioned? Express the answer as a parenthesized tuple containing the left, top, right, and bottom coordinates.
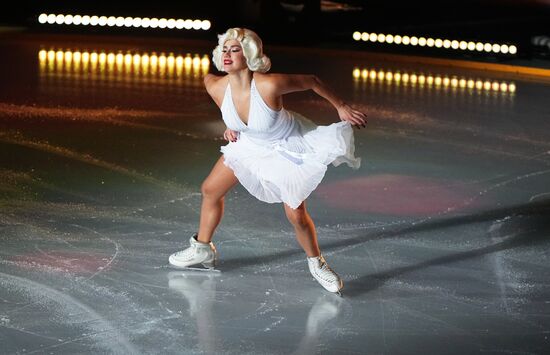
(307, 254, 343, 294)
(169, 234, 218, 271)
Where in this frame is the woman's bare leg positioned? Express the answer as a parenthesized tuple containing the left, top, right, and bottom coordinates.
(283, 201, 321, 257)
(197, 155, 238, 243)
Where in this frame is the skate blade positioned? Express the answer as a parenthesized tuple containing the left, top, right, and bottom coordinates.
(168, 264, 221, 273)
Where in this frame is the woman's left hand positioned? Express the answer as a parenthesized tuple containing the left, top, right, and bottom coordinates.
(337, 103, 367, 129)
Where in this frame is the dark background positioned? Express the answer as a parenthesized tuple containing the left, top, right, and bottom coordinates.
(4, 0, 550, 61)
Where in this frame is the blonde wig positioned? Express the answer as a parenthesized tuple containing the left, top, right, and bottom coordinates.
(212, 28, 271, 73)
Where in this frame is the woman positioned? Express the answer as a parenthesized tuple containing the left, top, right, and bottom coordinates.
(169, 28, 367, 294)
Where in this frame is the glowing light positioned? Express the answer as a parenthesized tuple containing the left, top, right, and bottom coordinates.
(38, 14, 213, 31)
(352, 31, 361, 41)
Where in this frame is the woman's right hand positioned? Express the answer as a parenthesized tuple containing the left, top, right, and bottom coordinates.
(223, 128, 239, 142)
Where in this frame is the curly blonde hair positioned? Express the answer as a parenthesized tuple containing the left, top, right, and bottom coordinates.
(212, 28, 271, 73)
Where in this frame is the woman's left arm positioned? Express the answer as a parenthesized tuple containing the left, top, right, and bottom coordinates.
(272, 74, 367, 128)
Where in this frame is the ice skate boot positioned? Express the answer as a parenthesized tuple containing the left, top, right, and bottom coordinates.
(307, 254, 343, 294)
(169, 234, 217, 270)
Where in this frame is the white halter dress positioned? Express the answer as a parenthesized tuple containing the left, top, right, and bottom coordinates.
(220, 77, 361, 209)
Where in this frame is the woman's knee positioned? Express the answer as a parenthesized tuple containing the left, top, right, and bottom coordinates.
(285, 205, 309, 227)
(201, 180, 224, 200)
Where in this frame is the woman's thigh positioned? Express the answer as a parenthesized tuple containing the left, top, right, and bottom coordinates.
(201, 155, 239, 199)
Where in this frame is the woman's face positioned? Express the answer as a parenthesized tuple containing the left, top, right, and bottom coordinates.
(222, 39, 247, 72)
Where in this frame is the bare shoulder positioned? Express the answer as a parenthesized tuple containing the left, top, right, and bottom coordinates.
(254, 72, 316, 96)
(204, 74, 228, 107)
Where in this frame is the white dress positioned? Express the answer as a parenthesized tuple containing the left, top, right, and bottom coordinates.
(220, 77, 361, 209)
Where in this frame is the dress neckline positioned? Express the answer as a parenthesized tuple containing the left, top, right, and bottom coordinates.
(228, 78, 255, 128)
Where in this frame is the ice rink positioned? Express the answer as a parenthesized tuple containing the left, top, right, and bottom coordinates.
(1, 33, 549, 354)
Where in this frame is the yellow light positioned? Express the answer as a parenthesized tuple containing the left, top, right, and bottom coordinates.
(467, 42, 476, 51)
(492, 44, 501, 53)
(141, 18, 151, 28)
(402, 36, 410, 45)
(39, 50, 47, 61)
(451, 78, 458, 87)
(483, 81, 491, 90)
(64, 51, 73, 62)
(484, 43, 492, 52)
(467, 79, 474, 88)
(418, 37, 427, 46)
(107, 16, 117, 27)
(369, 33, 377, 42)
(158, 18, 168, 29)
(434, 77, 442, 85)
(361, 32, 369, 41)
(176, 19, 185, 29)
(142, 54, 150, 66)
(150, 18, 159, 28)
(369, 71, 376, 80)
(133, 54, 141, 66)
(116, 53, 124, 65)
(362, 69, 368, 79)
(192, 55, 201, 67)
(434, 39, 443, 47)
(81, 15, 90, 25)
(353, 31, 361, 41)
(443, 39, 451, 48)
(508, 83, 516, 92)
(410, 37, 418, 46)
(501, 44, 509, 54)
(201, 20, 211, 30)
(426, 76, 433, 85)
(124, 54, 132, 66)
(459, 41, 468, 50)
(90, 52, 98, 63)
(353, 68, 360, 78)
(184, 19, 194, 30)
(386, 34, 394, 44)
(156, 54, 165, 67)
(46, 14, 56, 24)
(475, 81, 483, 90)
(82, 52, 90, 62)
(500, 83, 508, 91)
(402, 73, 409, 82)
(385, 72, 393, 80)
(475, 42, 484, 51)
(458, 79, 466, 88)
(443, 77, 450, 86)
(201, 55, 210, 67)
(193, 19, 202, 30)
(38, 14, 48, 24)
(107, 53, 115, 64)
(491, 82, 499, 91)
(394, 73, 401, 81)
(418, 75, 425, 84)
(55, 14, 65, 25)
(132, 18, 142, 27)
(410, 74, 417, 83)
(509, 45, 517, 55)
(166, 19, 176, 29)
(55, 50, 64, 61)
(427, 38, 435, 47)
(394, 35, 402, 44)
(451, 40, 459, 49)
(184, 54, 192, 66)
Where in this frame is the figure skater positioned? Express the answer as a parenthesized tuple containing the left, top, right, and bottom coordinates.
(169, 28, 367, 293)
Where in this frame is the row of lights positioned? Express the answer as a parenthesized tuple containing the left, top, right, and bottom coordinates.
(353, 68, 516, 93)
(39, 49, 210, 77)
(353, 31, 517, 55)
(38, 13, 211, 31)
